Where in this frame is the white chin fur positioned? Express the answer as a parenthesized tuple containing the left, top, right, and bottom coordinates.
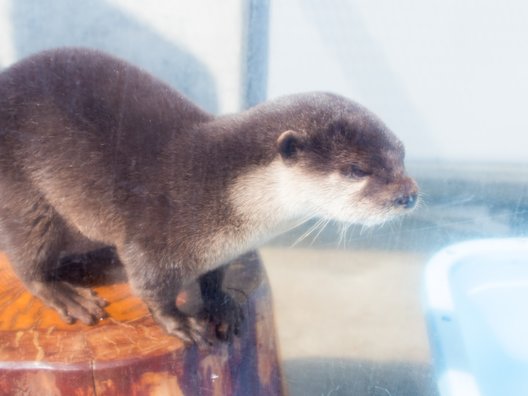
(229, 159, 391, 234)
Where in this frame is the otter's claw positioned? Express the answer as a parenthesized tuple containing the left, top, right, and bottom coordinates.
(202, 292, 245, 342)
(30, 280, 108, 325)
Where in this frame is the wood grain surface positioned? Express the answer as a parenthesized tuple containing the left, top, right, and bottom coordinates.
(0, 250, 284, 396)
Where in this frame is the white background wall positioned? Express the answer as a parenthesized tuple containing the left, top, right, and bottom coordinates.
(0, 0, 246, 114)
(1, 0, 527, 165)
(268, 0, 528, 164)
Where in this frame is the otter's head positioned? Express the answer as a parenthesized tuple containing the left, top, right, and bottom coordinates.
(275, 93, 418, 226)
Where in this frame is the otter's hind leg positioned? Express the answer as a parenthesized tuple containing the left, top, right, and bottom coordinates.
(0, 192, 107, 324)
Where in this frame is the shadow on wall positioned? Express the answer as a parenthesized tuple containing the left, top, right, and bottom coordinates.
(284, 358, 438, 396)
(9, 0, 218, 113)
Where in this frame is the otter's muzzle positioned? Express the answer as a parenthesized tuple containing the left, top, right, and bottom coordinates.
(393, 178, 419, 209)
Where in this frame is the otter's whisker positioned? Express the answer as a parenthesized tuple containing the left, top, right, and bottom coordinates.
(310, 218, 331, 246)
(344, 223, 352, 247)
(338, 222, 349, 248)
(281, 215, 313, 234)
(291, 218, 326, 247)
(359, 223, 369, 236)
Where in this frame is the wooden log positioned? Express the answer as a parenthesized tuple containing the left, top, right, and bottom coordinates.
(0, 250, 285, 396)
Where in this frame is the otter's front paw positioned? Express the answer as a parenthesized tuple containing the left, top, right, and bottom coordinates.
(29, 280, 108, 324)
(202, 292, 245, 342)
(151, 307, 209, 346)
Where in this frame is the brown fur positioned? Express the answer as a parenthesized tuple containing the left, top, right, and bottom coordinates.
(0, 48, 417, 343)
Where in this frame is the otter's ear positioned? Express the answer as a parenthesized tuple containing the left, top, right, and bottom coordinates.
(277, 130, 305, 164)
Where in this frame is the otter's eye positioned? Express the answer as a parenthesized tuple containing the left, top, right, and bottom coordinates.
(346, 165, 370, 179)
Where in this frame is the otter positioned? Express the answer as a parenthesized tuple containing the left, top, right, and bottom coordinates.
(0, 48, 418, 344)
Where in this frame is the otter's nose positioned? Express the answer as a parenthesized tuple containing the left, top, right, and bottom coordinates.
(394, 192, 418, 209)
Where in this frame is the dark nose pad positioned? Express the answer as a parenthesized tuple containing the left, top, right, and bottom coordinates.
(393, 177, 419, 209)
(394, 192, 418, 209)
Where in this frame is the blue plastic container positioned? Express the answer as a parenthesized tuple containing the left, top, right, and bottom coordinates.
(424, 238, 528, 396)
